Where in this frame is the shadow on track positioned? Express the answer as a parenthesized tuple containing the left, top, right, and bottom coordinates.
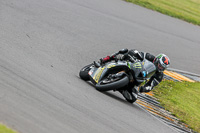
(77, 76, 142, 110)
(101, 91, 142, 111)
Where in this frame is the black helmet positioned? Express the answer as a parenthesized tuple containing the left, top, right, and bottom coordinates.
(153, 54, 170, 72)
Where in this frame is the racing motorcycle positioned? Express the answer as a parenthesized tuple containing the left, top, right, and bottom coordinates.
(79, 49, 156, 103)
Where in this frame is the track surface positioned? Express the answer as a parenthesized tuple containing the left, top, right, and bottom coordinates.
(0, 0, 200, 133)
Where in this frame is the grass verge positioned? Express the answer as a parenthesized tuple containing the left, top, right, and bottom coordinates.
(153, 80, 200, 132)
(125, 0, 200, 26)
(0, 124, 18, 133)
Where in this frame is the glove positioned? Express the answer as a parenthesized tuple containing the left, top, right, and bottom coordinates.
(116, 54, 125, 60)
(100, 56, 111, 65)
(139, 85, 152, 93)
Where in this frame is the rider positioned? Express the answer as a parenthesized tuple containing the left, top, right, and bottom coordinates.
(100, 49, 170, 99)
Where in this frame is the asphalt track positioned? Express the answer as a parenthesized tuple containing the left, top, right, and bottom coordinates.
(0, 0, 200, 133)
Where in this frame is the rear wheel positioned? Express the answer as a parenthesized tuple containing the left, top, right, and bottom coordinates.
(96, 74, 129, 91)
(120, 89, 137, 103)
(125, 92, 137, 103)
(79, 64, 93, 81)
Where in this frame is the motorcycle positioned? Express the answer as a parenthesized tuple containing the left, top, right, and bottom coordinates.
(79, 49, 156, 103)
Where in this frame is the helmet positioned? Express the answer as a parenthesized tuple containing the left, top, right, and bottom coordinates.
(153, 54, 170, 72)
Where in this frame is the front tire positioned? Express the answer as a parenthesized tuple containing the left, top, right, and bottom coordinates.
(79, 64, 93, 81)
(96, 75, 129, 91)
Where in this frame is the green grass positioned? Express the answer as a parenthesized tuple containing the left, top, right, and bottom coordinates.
(153, 81, 200, 132)
(0, 124, 18, 133)
(125, 0, 200, 26)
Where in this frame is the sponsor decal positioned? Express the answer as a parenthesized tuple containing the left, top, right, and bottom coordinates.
(157, 54, 163, 59)
(88, 70, 93, 75)
(127, 62, 131, 69)
(107, 64, 116, 68)
(133, 62, 142, 69)
(163, 57, 169, 65)
(93, 67, 105, 83)
(142, 71, 147, 77)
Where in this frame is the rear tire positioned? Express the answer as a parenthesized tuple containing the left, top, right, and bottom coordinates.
(120, 89, 137, 103)
(125, 93, 137, 103)
(96, 76, 129, 91)
(79, 64, 93, 81)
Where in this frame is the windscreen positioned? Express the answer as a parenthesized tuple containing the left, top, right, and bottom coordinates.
(143, 60, 156, 78)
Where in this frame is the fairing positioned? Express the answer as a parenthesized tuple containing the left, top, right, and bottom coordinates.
(89, 61, 128, 84)
(88, 59, 156, 84)
(129, 59, 156, 83)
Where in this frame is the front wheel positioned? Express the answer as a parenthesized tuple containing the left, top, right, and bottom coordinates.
(79, 64, 93, 81)
(96, 75, 129, 91)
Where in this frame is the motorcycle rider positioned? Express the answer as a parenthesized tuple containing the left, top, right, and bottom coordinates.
(100, 49, 170, 101)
